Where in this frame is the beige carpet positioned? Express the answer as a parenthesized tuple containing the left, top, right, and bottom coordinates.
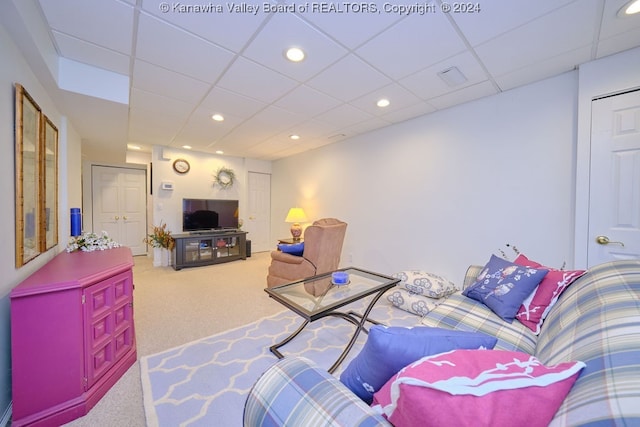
(63, 251, 283, 427)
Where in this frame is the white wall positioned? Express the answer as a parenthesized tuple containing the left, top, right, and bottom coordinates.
(0, 24, 82, 423)
(272, 71, 579, 285)
(151, 146, 248, 236)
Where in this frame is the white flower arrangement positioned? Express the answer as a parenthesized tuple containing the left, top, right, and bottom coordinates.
(66, 231, 121, 253)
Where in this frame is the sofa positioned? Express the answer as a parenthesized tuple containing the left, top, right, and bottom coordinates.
(244, 259, 640, 426)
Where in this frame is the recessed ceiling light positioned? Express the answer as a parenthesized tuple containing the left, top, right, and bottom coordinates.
(290, 134, 300, 140)
(619, 0, 640, 15)
(127, 144, 141, 150)
(216, 150, 224, 155)
(211, 114, 224, 122)
(377, 98, 390, 108)
(285, 47, 305, 62)
(182, 145, 192, 149)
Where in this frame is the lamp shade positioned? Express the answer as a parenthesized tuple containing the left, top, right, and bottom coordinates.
(285, 208, 308, 223)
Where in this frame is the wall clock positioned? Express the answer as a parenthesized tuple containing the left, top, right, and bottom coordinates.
(173, 159, 190, 174)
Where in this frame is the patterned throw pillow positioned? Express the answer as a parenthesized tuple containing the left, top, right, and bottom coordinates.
(372, 349, 585, 427)
(386, 288, 445, 317)
(514, 254, 586, 334)
(462, 255, 548, 323)
(339, 326, 497, 404)
(393, 270, 459, 299)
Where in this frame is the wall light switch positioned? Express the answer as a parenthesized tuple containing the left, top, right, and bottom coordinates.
(161, 181, 174, 190)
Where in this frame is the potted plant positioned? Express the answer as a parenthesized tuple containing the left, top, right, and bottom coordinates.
(144, 221, 175, 267)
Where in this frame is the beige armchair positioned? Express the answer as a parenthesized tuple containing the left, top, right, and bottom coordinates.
(267, 218, 348, 288)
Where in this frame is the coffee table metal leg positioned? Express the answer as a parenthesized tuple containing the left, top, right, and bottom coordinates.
(327, 288, 387, 374)
(270, 319, 310, 359)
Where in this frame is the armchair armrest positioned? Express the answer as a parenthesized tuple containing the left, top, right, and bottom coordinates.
(244, 357, 390, 427)
(270, 250, 306, 265)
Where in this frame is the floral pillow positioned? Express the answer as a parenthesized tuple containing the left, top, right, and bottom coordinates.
(462, 255, 548, 322)
(372, 349, 585, 427)
(514, 254, 586, 334)
(393, 270, 459, 299)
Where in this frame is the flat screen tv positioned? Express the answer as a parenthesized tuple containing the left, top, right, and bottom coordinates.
(182, 198, 239, 232)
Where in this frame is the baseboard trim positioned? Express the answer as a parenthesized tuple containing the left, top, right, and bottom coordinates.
(0, 402, 11, 427)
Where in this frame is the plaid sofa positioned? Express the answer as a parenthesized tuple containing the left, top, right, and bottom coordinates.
(244, 260, 640, 426)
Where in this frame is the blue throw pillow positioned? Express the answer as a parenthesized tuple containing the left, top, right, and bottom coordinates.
(462, 254, 549, 323)
(339, 325, 497, 403)
(278, 242, 304, 256)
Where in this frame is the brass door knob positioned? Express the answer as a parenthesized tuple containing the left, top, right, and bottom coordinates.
(595, 235, 624, 247)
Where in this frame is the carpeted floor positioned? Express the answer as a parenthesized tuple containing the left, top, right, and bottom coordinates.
(139, 298, 418, 427)
(63, 252, 285, 427)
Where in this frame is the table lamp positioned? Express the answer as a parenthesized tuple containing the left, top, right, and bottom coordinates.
(285, 207, 308, 241)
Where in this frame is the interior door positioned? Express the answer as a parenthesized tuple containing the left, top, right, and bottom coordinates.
(246, 172, 271, 253)
(92, 165, 147, 255)
(587, 89, 640, 266)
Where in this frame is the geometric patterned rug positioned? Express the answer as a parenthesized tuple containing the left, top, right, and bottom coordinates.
(140, 297, 419, 427)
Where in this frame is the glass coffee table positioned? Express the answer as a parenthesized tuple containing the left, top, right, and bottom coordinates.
(264, 267, 399, 373)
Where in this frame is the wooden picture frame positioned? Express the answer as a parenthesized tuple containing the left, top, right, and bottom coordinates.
(42, 115, 58, 250)
(15, 83, 42, 267)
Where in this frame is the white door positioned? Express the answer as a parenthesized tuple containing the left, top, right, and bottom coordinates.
(587, 89, 640, 266)
(92, 165, 147, 255)
(245, 172, 271, 253)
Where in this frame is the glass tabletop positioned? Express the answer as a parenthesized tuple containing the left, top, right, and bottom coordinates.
(265, 268, 399, 321)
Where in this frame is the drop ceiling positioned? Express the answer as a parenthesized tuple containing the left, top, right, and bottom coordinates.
(6, 0, 640, 160)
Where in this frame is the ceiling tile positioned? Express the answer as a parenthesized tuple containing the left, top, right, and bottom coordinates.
(243, 12, 348, 82)
(52, 30, 130, 75)
(356, 11, 467, 79)
(597, 27, 640, 58)
(306, 54, 392, 102)
(313, 103, 374, 129)
(296, 0, 404, 49)
(400, 51, 491, 100)
(450, 0, 576, 46)
(200, 87, 267, 120)
(132, 60, 211, 104)
(217, 56, 299, 103)
(599, 0, 640, 39)
(475, 0, 601, 76)
(494, 46, 591, 91)
(274, 85, 342, 117)
(136, 12, 235, 83)
(348, 82, 423, 116)
(39, 0, 134, 54)
(141, 0, 269, 52)
(380, 102, 437, 124)
(129, 88, 192, 121)
(428, 80, 498, 110)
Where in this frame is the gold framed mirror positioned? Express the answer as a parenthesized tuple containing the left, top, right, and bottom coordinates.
(43, 115, 58, 250)
(15, 83, 42, 267)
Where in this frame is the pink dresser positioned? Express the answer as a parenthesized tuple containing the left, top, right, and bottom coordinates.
(10, 247, 136, 427)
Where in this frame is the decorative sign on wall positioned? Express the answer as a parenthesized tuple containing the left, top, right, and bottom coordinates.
(214, 166, 236, 189)
(15, 83, 58, 267)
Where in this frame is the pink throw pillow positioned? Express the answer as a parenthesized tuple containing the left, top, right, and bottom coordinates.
(371, 349, 584, 427)
(514, 254, 585, 334)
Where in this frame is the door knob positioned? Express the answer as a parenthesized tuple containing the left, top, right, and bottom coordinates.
(123, 216, 127, 220)
(115, 216, 120, 220)
(595, 235, 624, 247)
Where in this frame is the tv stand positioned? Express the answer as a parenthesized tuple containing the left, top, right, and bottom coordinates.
(172, 230, 247, 270)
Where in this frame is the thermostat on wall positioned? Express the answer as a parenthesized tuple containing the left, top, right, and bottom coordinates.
(161, 181, 174, 191)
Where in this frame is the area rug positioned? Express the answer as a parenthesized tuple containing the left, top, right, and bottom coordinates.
(140, 297, 419, 427)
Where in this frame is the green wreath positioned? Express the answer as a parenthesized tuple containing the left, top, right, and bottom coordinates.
(214, 166, 236, 189)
